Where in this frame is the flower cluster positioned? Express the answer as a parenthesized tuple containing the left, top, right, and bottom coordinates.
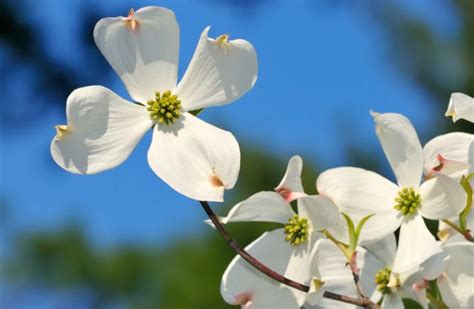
(50, 6, 474, 309)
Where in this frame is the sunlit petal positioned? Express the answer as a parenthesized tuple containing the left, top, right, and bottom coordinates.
(371, 111, 423, 189)
(175, 27, 258, 111)
(275, 155, 306, 202)
(392, 215, 441, 273)
(317, 167, 401, 244)
(446, 92, 474, 123)
(147, 113, 239, 202)
(94, 7, 179, 102)
(51, 86, 152, 174)
(297, 195, 342, 236)
(419, 173, 466, 220)
(423, 132, 473, 179)
(221, 191, 295, 225)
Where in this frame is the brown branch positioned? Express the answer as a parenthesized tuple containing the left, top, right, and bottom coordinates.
(200, 201, 380, 308)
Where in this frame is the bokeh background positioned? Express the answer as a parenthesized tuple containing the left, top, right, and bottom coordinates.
(1, 0, 473, 308)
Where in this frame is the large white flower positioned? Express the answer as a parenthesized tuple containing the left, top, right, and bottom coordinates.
(437, 242, 474, 308)
(446, 92, 474, 123)
(50, 7, 258, 202)
(317, 112, 466, 273)
(219, 156, 341, 307)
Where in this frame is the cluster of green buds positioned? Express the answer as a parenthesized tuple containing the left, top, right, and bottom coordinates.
(374, 267, 392, 294)
(394, 187, 421, 216)
(284, 215, 309, 246)
(147, 90, 182, 125)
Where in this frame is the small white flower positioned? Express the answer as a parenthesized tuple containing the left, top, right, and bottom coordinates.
(219, 156, 341, 308)
(446, 92, 474, 123)
(50, 7, 258, 202)
(317, 112, 466, 273)
(307, 235, 448, 309)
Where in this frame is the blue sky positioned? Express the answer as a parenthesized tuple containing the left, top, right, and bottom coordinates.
(1, 0, 452, 249)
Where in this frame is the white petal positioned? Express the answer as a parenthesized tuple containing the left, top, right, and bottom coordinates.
(358, 250, 386, 303)
(297, 195, 342, 234)
(392, 215, 441, 273)
(437, 243, 474, 308)
(446, 92, 474, 123)
(317, 167, 402, 244)
(420, 249, 449, 281)
(220, 191, 295, 225)
(275, 156, 307, 202)
(220, 229, 303, 308)
(306, 286, 325, 307)
(371, 111, 424, 189)
(51, 86, 152, 174)
(285, 243, 313, 306)
(363, 233, 397, 267)
(175, 26, 258, 111)
(419, 173, 467, 220)
(308, 239, 359, 309)
(147, 113, 239, 202)
(308, 241, 383, 309)
(94, 7, 179, 103)
(381, 294, 404, 309)
(423, 132, 473, 179)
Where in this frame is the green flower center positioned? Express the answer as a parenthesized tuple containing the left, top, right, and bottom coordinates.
(284, 215, 309, 246)
(375, 267, 392, 294)
(394, 187, 421, 216)
(147, 91, 182, 125)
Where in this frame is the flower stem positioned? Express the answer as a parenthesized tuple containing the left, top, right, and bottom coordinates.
(441, 219, 474, 242)
(200, 201, 380, 308)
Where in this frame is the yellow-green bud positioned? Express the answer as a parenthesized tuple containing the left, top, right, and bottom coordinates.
(374, 267, 392, 294)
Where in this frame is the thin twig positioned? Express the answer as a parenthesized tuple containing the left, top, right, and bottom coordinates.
(349, 251, 367, 299)
(200, 201, 380, 308)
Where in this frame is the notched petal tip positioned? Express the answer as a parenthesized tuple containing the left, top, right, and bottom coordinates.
(210, 174, 224, 188)
(213, 33, 231, 51)
(369, 109, 380, 120)
(234, 291, 253, 308)
(311, 278, 325, 292)
(124, 8, 139, 30)
(54, 125, 70, 140)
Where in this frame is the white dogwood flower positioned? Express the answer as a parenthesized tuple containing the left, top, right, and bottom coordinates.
(50, 7, 258, 202)
(306, 235, 448, 309)
(317, 112, 466, 273)
(219, 156, 341, 307)
(446, 93, 474, 123)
